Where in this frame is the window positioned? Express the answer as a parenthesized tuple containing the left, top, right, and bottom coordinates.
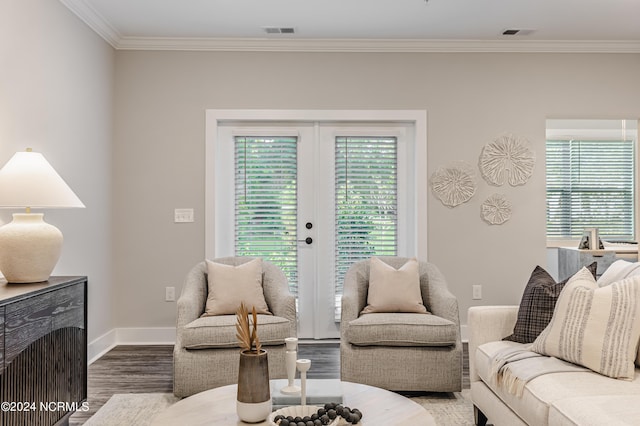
(546, 120, 637, 241)
(334, 136, 398, 319)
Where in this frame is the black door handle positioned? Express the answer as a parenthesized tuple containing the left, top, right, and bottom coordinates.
(297, 237, 313, 245)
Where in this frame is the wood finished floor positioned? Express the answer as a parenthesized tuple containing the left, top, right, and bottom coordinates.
(70, 342, 469, 425)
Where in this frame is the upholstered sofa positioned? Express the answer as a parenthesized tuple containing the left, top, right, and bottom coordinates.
(173, 258, 297, 397)
(469, 305, 640, 426)
(340, 257, 462, 392)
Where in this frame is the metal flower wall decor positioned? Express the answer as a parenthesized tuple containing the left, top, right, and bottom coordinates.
(479, 134, 535, 187)
(430, 162, 477, 208)
(481, 193, 512, 225)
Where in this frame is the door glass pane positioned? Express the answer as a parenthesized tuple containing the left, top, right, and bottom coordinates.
(334, 136, 398, 319)
(234, 136, 299, 295)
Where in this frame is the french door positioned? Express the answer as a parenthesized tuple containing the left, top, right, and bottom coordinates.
(207, 111, 427, 339)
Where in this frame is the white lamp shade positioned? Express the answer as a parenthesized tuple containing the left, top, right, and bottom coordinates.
(0, 151, 85, 209)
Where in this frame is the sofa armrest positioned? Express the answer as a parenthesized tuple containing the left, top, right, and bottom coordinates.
(266, 289, 297, 338)
(426, 264, 461, 330)
(261, 261, 297, 338)
(467, 305, 518, 382)
(340, 264, 369, 341)
(177, 262, 208, 330)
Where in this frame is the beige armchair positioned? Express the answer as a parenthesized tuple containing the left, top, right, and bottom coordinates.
(340, 257, 462, 392)
(173, 257, 297, 397)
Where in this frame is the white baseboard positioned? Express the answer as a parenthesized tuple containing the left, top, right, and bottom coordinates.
(88, 327, 176, 364)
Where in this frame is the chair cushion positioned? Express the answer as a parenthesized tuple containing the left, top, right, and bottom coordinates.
(182, 314, 290, 349)
(346, 313, 457, 347)
(202, 258, 271, 316)
(549, 395, 640, 426)
(361, 257, 428, 314)
(475, 340, 640, 426)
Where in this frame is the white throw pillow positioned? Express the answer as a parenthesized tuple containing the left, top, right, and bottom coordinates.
(202, 258, 271, 316)
(361, 257, 428, 314)
(531, 267, 640, 380)
(597, 259, 640, 287)
(597, 260, 640, 366)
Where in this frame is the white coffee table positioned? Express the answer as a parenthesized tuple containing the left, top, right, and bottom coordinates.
(151, 380, 436, 425)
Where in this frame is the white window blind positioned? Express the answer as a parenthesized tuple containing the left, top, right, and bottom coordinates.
(334, 136, 398, 319)
(546, 139, 635, 241)
(234, 136, 299, 295)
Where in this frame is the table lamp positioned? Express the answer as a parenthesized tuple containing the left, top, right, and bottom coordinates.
(0, 149, 85, 283)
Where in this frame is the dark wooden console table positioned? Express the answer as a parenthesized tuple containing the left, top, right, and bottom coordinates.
(0, 276, 87, 426)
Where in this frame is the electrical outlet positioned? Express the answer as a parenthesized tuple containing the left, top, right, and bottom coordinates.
(165, 286, 175, 302)
(472, 284, 482, 300)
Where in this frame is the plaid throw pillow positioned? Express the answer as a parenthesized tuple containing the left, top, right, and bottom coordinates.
(503, 263, 597, 344)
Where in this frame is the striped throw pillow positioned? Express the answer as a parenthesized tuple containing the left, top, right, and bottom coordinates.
(531, 267, 640, 380)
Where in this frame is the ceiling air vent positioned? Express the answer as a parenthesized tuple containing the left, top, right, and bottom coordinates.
(502, 29, 536, 36)
(263, 27, 296, 35)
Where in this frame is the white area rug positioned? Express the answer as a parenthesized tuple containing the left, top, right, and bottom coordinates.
(84, 390, 475, 425)
(412, 389, 475, 426)
(84, 393, 179, 426)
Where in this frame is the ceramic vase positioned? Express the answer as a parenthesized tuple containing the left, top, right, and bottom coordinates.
(237, 349, 271, 423)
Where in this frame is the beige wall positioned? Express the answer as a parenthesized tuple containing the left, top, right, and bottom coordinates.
(3, 4, 637, 346)
(113, 50, 640, 330)
(0, 0, 115, 345)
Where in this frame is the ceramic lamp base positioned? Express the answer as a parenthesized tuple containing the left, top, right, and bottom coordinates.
(0, 213, 62, 283)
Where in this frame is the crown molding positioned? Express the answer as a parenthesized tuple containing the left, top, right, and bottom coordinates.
(115, 37, 640, 53)
(59, 1, 640, 53)
(59, 0, 120, 47)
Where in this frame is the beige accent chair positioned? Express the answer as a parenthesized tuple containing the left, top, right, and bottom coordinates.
(340, 257, 462, 392)
(173, 257, 297, 397)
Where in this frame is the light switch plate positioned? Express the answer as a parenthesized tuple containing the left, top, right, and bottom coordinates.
(174, 208, 194, 223)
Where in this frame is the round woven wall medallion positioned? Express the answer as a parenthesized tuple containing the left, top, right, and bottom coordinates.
(479, 134, 535, 186)
(481, 194, 512, 225)
(430, 162, 477, 208)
